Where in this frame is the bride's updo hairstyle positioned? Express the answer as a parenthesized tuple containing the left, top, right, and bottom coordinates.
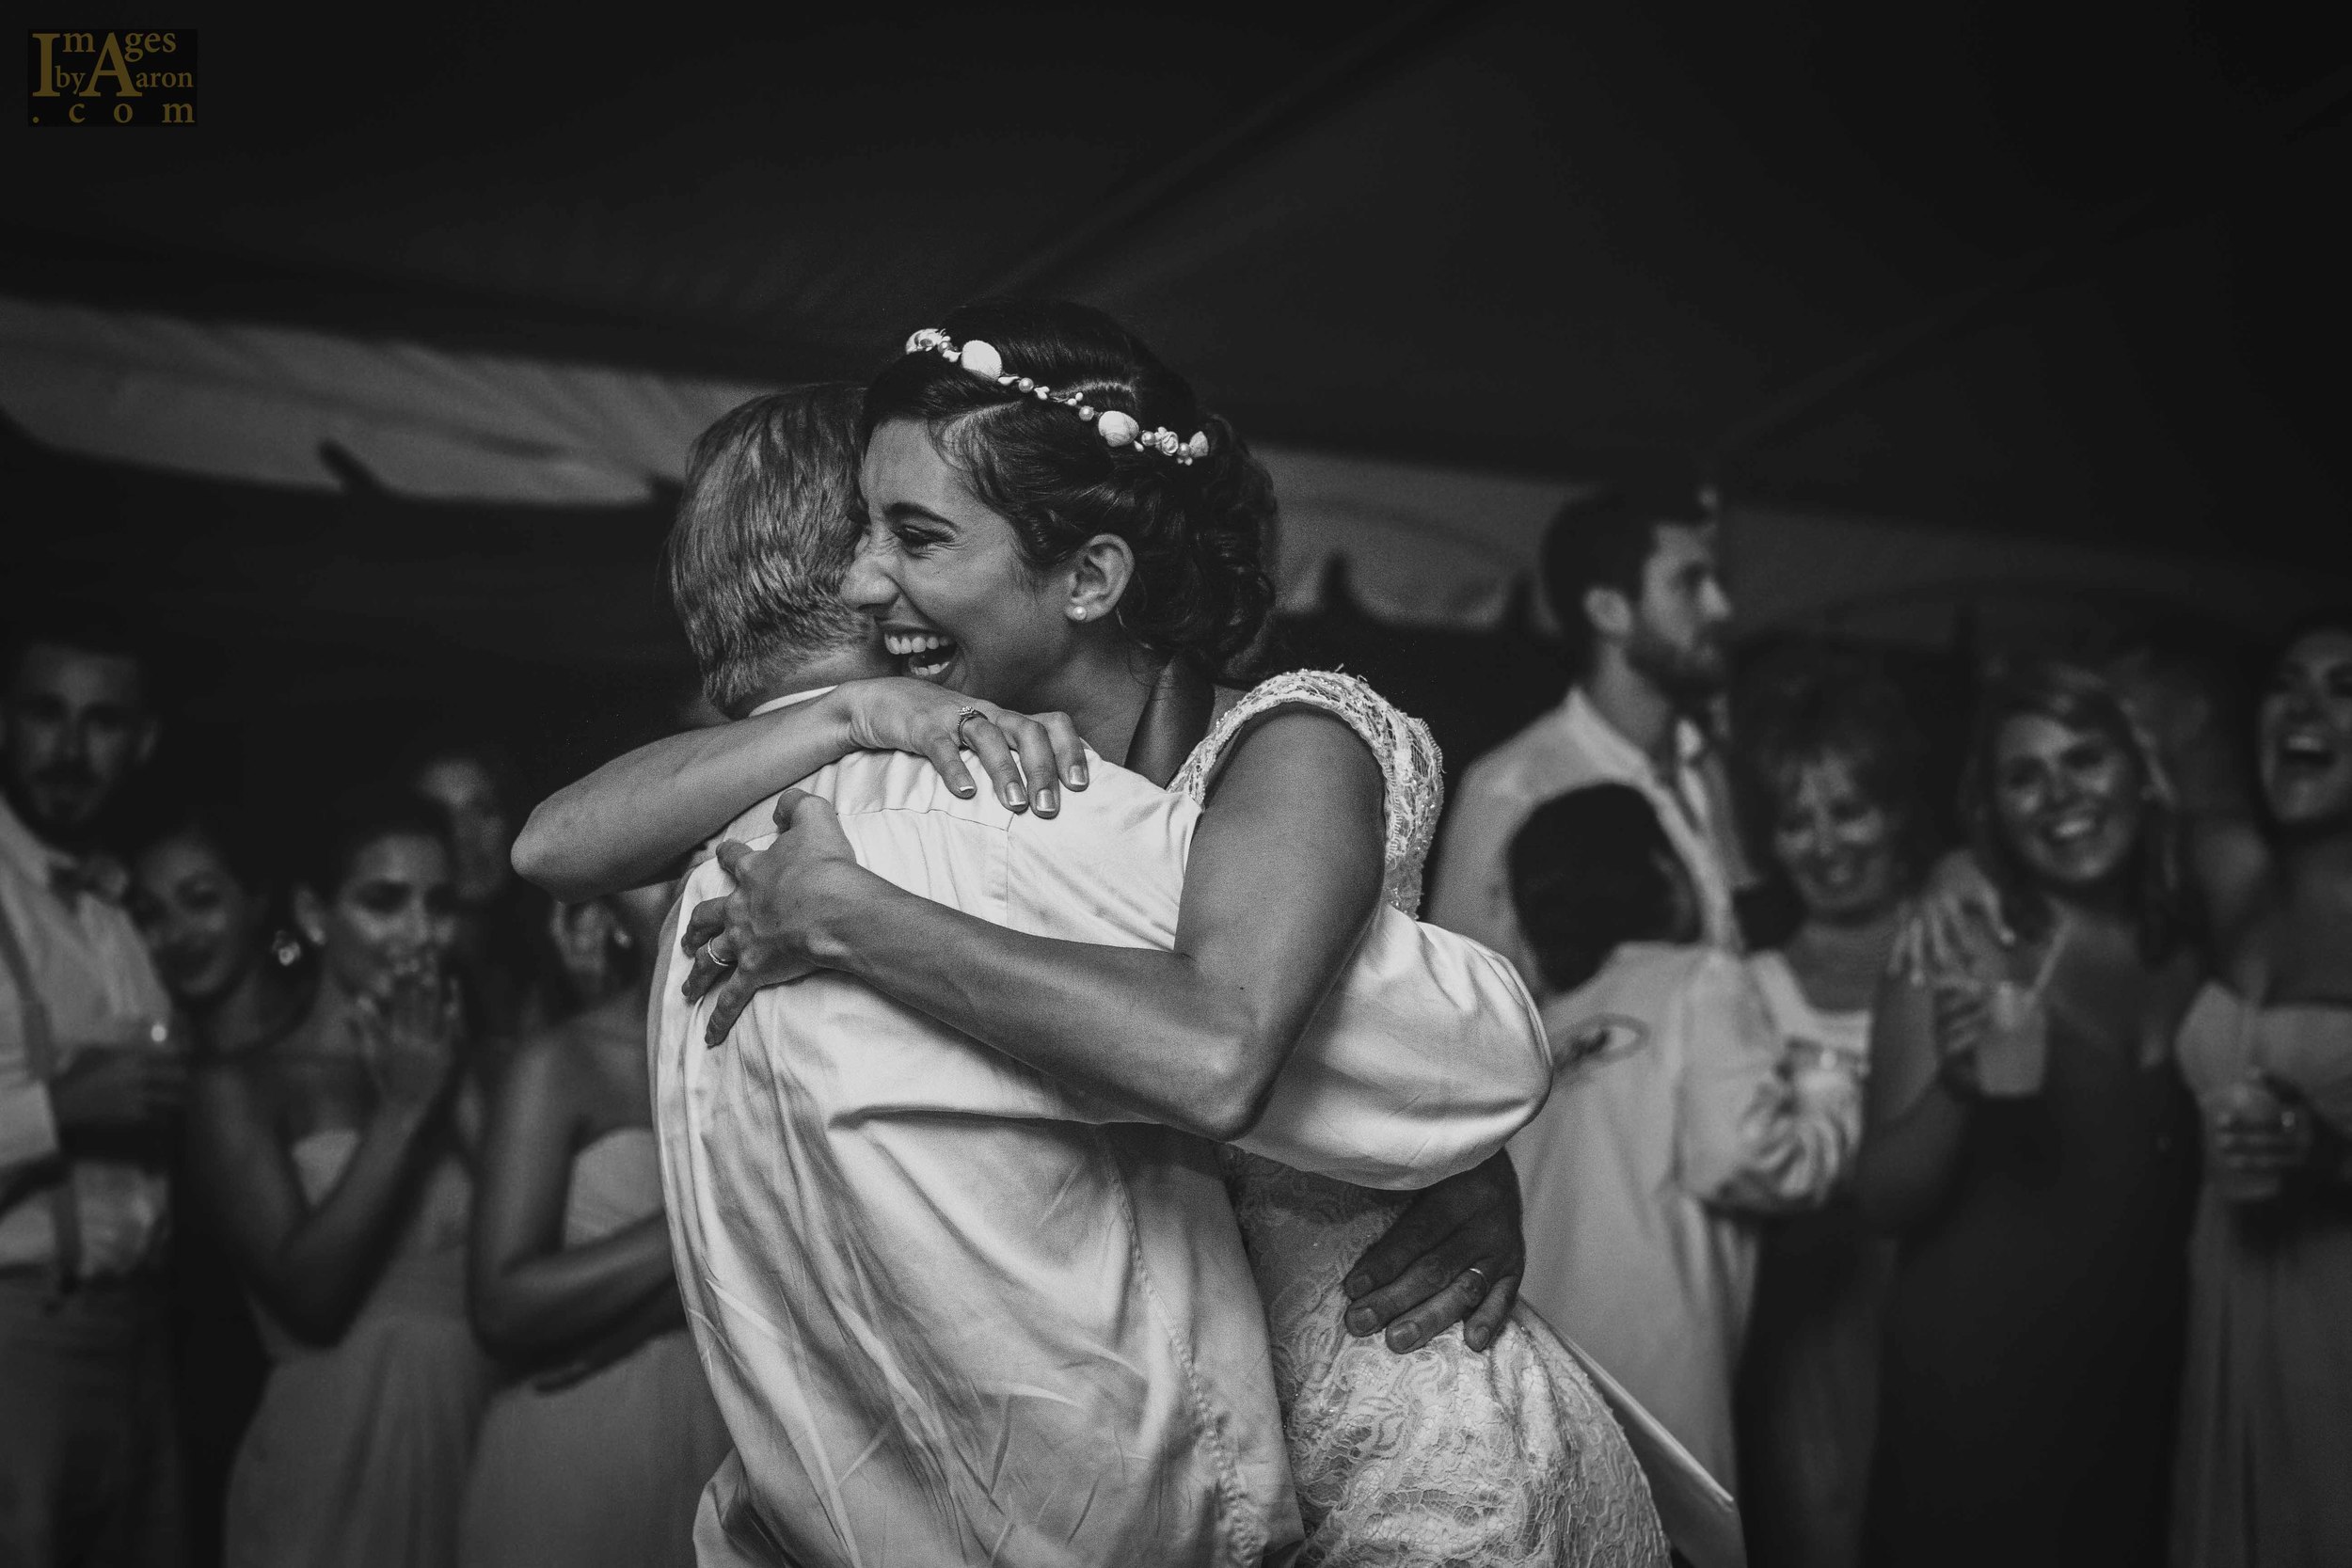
(863, 300, 1278, 678)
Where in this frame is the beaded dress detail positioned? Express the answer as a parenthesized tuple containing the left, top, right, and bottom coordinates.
(1173, 671, 1666, 1567)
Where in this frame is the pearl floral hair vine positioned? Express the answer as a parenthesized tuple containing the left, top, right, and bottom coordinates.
(903, 327, 1210, 465)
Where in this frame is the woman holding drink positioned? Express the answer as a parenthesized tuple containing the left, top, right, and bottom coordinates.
(1731, 660, 1926, 1568)
(2170, 610, 2352, 1567)
(1856, 661, 2199, 1568)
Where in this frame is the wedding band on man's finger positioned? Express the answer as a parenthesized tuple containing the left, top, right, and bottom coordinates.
(1460, 1265, 1490, 1303)
(704, 940, 739, 969)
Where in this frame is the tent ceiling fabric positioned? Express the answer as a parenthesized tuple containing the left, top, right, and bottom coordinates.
(0, 296, 768, 502)
(7, 0, 2345, 565)
(2, 286, 1597, 627)
(13, 284, 2344, 644)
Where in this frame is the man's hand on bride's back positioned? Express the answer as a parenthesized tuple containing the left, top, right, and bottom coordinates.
(679, 791, 867, 1047)
(834, 679, 1089, 817)
(1339, 1149, 1525, 1356)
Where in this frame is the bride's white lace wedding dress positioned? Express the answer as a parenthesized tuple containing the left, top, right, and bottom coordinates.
(1173, 672, 1668, 1568)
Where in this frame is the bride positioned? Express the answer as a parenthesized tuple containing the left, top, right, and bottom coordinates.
(526, 301, 1662, 1565)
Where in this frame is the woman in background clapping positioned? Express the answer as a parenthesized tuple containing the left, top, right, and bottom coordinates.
(190, 785, 491, 1568)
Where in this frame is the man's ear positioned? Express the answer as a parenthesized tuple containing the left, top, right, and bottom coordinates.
(133, 714, 160, 770)
(1067, 534, 1137, 625)
(1583, 584, 1634, 646)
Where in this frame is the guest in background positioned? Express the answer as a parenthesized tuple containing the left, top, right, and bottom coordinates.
(189, 786, 491, 1568)
(1729, 657, 1927, 1568)
(409, 741, 552, 1058)
(2171, 610, 2352, 1567)
(130, 806, 308, 1568)
(2105, 621, 2258, 823)
(457, 878, 727, 1568)
(1430, 479, 1743, 994)
(1507, 782, 1854, 1490)
(132, 806, 306, 1059)
(0, 612, 184, 1568)
(1860, 660, 2198, 1568)
(532, 888, 644, 1023)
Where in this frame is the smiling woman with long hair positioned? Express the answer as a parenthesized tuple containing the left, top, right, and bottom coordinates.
(133, 807, 307, 1056)
(130, 805, 308, 1568)
(2169, 610, 2352, 1567)
(1857, 660, 2200, 1568)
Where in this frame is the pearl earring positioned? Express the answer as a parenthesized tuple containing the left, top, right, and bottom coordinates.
(1068, 606, 1089, 621)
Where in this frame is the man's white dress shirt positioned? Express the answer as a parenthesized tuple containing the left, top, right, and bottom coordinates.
(657, 708, 1549, 1568)
(1428, 689, 1739, 991)
(0, 797, 176, 1278)
(1508, 942, 1853, 1492)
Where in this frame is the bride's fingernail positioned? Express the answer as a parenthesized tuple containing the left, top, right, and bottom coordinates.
(1036, 788, 1057, 816)
(1002, 783, 1026, 809)
(1070, 764, 1088, 787)
(1345, 1307, 1376, 1335)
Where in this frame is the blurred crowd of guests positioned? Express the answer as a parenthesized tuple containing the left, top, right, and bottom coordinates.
(0, 610, 723, 1568)
(1433, 483, 2352, 1568)
(3, 470, 2346, 1568)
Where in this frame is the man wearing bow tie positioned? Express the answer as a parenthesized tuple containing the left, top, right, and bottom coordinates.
(0, 611, 185, 1568)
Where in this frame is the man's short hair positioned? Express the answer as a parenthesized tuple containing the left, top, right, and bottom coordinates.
(667, 385, 870, 716)
(1538, 477, 1709, 673)
(3, 604, 151, 695)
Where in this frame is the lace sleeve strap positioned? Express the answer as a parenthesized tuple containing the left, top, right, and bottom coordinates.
(1170, 670, 1444, 914)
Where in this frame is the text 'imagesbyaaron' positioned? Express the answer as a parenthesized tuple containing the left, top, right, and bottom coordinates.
(28, 30, 197, 126)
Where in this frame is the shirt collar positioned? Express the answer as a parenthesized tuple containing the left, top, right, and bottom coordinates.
(747, 686, 836, 718)
(1561, 686, 1708, 778)
(0, 793, 68, 881)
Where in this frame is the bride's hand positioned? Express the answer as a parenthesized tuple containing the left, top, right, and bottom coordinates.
(834, 678, 1089, 817)
(678, 791, 871, 1046)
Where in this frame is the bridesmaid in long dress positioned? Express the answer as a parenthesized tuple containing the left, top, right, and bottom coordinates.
(130, 808, 307, 1568)
(188, 786, 491, 1568)
(456, 878, 728, 1568)
(1858, 661, 2199, 1568)
(2171, 612, 2352, 1567)
(1729, 666, 1923, 1568)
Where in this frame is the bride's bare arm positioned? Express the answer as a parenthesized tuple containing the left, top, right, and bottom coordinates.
(512, 679, 1087, 903)
(692, 709, 1387, 1142)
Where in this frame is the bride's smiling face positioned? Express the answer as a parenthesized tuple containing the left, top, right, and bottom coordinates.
(846, 417, 1088, 709)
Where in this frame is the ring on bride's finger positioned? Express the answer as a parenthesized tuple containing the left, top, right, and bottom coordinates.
(704, 940, 738, 969)
(953, 706, 988, 745)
